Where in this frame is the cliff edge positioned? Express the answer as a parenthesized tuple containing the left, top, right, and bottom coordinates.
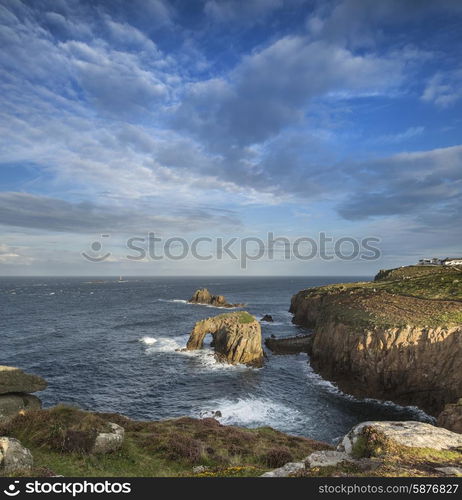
(289, 266, 462, 416)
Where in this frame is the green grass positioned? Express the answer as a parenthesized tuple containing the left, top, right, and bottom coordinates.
(212, 311, 256, 324)
(236, 311, 255, 324)
(0, 407, 330, 477)
(297, 266, 462, 328)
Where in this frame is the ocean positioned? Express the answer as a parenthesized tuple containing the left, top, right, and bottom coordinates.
(0, 276, 431, 443)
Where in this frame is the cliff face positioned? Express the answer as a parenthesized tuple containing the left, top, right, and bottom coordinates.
(186, 312, 264, 367)
(290, 268, 462, 416)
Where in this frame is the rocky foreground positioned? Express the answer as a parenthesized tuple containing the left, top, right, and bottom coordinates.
(1, 403, 461, 477)
(289, 265, 462, 418)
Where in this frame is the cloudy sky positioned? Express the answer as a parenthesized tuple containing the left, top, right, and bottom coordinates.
(0, 0, 461, 276)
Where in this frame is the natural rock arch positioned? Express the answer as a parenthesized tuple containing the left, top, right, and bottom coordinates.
(186, 312, 264, 367)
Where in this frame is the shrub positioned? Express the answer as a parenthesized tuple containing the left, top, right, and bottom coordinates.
(164, 435, 202, 464)
(263, 447, 293, 468)
(1, 405, 110, 453)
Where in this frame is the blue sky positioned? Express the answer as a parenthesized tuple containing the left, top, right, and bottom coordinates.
(0, 0, 461, 275)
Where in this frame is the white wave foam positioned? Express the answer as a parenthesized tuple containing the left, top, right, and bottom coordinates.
(197, 396, 303, 428)
(140, 336, 158, 346)
(302, 363, 433, 422)
(157, 298, 242, 309)
(195, 302, 242, 310)
(157, 298, 188, 304)
(141, 335, 254, 371)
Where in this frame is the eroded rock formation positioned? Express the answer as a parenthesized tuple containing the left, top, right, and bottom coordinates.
(0, 366, 47, 422)
(186, 312, 264, 367)
(0, 366, 47, 394)
(188, 288, 244, 308)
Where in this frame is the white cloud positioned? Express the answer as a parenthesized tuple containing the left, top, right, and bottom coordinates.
(422, 70, 462, 108)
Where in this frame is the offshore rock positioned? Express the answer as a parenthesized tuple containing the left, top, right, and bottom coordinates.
(188, 288, 244, 308)
(186, 312, 264, 367)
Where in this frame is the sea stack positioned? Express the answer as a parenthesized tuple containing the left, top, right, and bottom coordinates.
(186, 311, 264, 367)
(188, 288, 244, 308)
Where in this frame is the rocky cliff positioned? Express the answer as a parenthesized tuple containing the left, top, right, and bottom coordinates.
(438, 399, 462, 434)
(186, 311, 264, 367)
(289, 266, 462, 416)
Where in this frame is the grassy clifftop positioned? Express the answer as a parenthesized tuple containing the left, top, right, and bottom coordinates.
(0, 406, 328, 477)
(295, 266, 462, 328)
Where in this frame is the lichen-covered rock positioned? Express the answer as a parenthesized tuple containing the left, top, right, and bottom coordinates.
(0, 366, 47, 395)
(0, 394, 41, 422)
(437, 398, 462, 434)
(186, 312, 264, 367)
(338, 421, 462, 456)
(435, 466, 462, 476)
(305, 450, 351, 468)
(92, 423, 124, 454)
(261, 461, 305, 477)
(0, 437, 33, 474)
(188, 289, 244, 308)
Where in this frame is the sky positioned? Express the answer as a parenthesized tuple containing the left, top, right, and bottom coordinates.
(0, 0, 461, 276)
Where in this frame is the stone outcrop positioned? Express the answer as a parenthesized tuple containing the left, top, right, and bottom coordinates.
(265, 335, 312, 355)
(0, 366, 47, 394)
(262, 420, 462, 477)
(261, 461, 305, 477)
(0, 437, 33, 474)
(260, 314, 273, 322)
(305, 450, 350, 468)
(289, 268, 462, 415)
(0, 394, 41, 422)
(188, 288, 244, 308)
(0, 367, 47, 422)
(186, 312, 264, 367)
(92, 423, 125, 454)
(437, 398, 462, 434)
(338, 421, 462, 454)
